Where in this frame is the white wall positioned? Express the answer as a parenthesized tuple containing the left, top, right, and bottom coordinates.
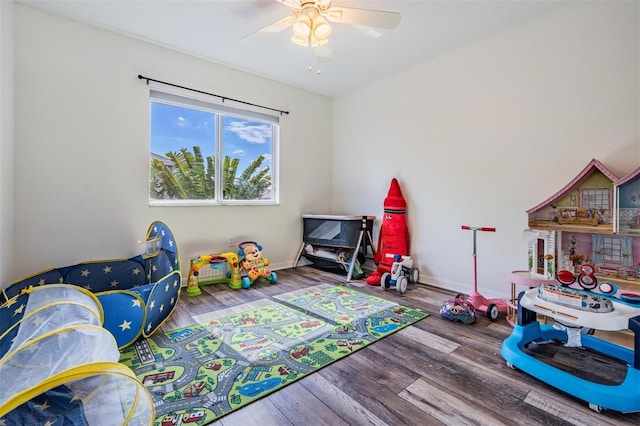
(0, 1, 15, 286)
(8, 3, 640, 298)
(332, 2, 640, 297)
(9, 5, 333, 284)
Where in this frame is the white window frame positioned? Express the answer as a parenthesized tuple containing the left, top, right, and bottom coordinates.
(601, 236, 623, 263)
(581, 188, 609, 210)
(148, 88, 279, 206)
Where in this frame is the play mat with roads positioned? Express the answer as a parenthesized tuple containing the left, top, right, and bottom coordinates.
(119, 284, 428, 425)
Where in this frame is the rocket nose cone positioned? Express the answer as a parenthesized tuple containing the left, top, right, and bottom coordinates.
(384, 178, 406, 210)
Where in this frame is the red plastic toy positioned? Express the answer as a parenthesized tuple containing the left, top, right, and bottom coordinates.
(366, 178, 410, 286)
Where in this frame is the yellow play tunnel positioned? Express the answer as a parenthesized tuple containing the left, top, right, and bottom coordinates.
(0, 285, 154, 424)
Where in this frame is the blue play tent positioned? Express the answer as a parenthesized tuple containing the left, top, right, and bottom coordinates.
(0, 221, 182, 424)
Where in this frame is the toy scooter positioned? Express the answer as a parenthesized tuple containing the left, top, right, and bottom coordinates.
(381, 254, 419, 294)
(461, 225, 508, 321)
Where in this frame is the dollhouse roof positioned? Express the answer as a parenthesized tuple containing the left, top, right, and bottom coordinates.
(615, 165, 640, 186)
(526, 158, 619, 214)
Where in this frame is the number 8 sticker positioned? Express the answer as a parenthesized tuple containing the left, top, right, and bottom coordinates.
(578, 263, 597, 290)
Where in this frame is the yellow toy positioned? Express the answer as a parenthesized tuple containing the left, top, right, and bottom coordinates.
(186, 252, 242, 295)
(237, 241, 278, 288)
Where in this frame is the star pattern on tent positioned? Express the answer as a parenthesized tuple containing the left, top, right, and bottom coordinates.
(110, 280, 119, 288)
(173, 279, 178, 288)
(132, 268, 141, 275)
(83, 284, 92, 291)
(119, 320, 132, 331)
(165, 283, 170, 292)
(152, 265, 158, 272)
(0, 417, 7, 425)
(13, 304, 25, 316)
(103, 266, 112, 273)
(81, 269, 90, 277)
(2, 296, 17, 309)
(168, 239, 174, 247)
(35, 400, 51, 411)
(38, 278, 46, 285)
(149, 300, 156, 310)
(132, 299, 142, 308)
(146, 322, 153, 333)
(58, 277, 64, 283)
(44, 421, 55, 426)
(170, 297, 175, 305)
(159, 304, 165, 313)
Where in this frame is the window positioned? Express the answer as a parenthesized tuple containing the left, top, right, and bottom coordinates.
(600, 236, 623, 263)
(592, 235, 633, 266)
(149, 90, 279, 205)
(582, 188, 609, 210)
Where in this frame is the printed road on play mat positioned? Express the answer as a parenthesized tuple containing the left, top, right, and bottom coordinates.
(119, 284, 428, 425)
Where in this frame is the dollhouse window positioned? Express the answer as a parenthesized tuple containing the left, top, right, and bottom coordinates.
(592, 235, 633, 266)
(582, 188, 609, 210)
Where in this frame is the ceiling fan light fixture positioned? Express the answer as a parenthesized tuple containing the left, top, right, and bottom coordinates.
(292, 14, 312, 37)
(291, 33, 310, 46)
(312, 16, 331, 39)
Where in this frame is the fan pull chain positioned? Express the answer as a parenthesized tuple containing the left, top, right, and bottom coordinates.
(308, 65, 321, 75)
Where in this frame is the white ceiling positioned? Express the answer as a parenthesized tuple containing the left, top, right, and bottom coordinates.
(16, 0, 567, 97)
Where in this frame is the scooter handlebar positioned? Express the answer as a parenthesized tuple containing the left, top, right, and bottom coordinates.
(461, 225, 496, 232)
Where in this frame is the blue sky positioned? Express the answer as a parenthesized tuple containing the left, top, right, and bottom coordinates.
(150, 102, 273, 173)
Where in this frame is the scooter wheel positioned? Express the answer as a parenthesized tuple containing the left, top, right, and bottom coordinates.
(487, 303, 499, 321)
(381, 273, 391, 291)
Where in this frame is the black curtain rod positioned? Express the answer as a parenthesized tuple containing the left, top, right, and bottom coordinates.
(137, 74, 289, 116)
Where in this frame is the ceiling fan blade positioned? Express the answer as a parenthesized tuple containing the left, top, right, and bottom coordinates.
(275, 0, 301, 8)
(240, 15, 296, 40)
(326, 7, 401, 29)
(259, 15, 297, 33)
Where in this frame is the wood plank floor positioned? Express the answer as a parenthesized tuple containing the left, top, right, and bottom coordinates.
(158, 266, 640, 426)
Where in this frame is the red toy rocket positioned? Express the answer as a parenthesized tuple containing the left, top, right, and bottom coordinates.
(366, 178, 410, 286)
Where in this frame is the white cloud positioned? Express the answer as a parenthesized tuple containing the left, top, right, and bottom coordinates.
(225, 121, 271, 144)
(232, 149, 245, 156)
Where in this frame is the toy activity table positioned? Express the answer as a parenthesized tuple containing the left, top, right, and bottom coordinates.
(501, 287, 640, 413)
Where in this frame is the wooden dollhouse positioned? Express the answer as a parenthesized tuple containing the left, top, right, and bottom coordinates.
(523, 158, 640, 291)
(502, 158, 640, 414)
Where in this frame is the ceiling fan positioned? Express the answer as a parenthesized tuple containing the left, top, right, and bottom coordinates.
(248, 0, 401, 61)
